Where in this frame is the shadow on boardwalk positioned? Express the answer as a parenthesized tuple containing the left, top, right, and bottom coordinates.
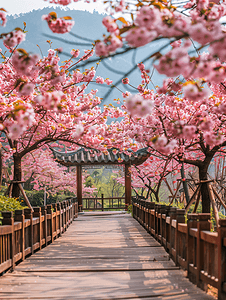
(0, 213, 215, 299)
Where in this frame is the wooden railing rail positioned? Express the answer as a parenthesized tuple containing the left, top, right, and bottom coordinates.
(132, 197, 226, 300)
(0, 199, 78, 275)
(82, 195, 126, 211)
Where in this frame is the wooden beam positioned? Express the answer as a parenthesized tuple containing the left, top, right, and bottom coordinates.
(208, 183, 219, 228)
(164, 178, 173, 196)
(212, 184, 226, 211)
(125, 164, 131, 208)
(18, 183, 33, 212)
(185, 185, 200, 213)
(77, 165, 82, 211)
(169, 181, 181, 205)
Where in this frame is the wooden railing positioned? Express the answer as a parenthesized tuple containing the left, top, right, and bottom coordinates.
(82, 195, 126, 211)
(132, 197, 226, 300)
(0, 199, 78, 275)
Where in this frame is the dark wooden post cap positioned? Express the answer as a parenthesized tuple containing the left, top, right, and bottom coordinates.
(15, 209, 24, 215)
(2, 211, 13, 218)
(24, 208, 32, 215)
(198, 213, 210, 221)
(219, 219, 226, 227)
(47, 205, 52, 214)
(33, 207, 41, 213)
(187, 213, 199, 220)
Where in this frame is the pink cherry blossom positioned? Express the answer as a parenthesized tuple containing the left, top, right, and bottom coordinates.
(19, 83, 35, 96)
(42, 13, 74, 34)
(70, 49, 80, 58)
(124, 94, 154, 118)
(0, 11, 7, 27)
(125, 27, 157, 47)
(105, 78, 113, 85)
(183, 83, 210, 102)
(96, 76, 104, 84)
(3, 29, 26, 49)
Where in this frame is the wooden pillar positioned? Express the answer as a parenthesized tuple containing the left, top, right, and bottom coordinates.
(125, 163, 131, 208)
(77, 165, 82, 211)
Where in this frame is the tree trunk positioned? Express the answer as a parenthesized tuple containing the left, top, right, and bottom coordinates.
(12, 153, 22, 198)
(198, 163, 211, 213)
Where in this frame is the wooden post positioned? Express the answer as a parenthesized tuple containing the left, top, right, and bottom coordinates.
(125, 163, 131, 209)
(57, 202, 62, 236)
(2, 211, 15, 270)
(41, 206, 47, 247)
(196, 213, 211, 289)
(68, 200, 71, 223)
(14, 210, 25, 261)
(24, 208, 34, 255)
(101, 194, 104, 211)
(175, 209, 185, 266)
(61, 202, 65, 233)
(33, 207, 42, 250)
(160, 205, 166, 246)
(52, 203, 58, 237)
(164, 206, 170, 251)
(169, 207, 177, 259)
(77, 165, 82, 211)
(63, 201, 68, 230)
(187, 213, 198, 283)
(47, 205, 53, 243)
(218, 219, 226, 300)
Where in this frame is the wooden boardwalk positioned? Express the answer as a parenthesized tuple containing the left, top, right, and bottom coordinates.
(0, 213, 215, 299)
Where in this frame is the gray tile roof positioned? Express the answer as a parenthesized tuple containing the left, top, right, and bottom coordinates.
(50, 147, 149, 166)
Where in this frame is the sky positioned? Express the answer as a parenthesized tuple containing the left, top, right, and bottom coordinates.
(3, 0, 105, 15)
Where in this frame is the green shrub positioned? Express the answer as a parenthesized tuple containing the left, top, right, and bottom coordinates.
(0, 195, 26, 212)
(24, 189, 75, 207)
(0, 195, 26, 225)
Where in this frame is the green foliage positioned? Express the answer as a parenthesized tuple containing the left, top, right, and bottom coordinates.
(24, 190, 44, 207)
(25, 189, 75, 206)
(0, 195, 25, 212)
(0, 195, 26, 225)
(84, 167, 125, 198)
(127, 204, 133, 215)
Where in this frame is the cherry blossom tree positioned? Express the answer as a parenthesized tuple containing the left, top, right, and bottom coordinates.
(3, 0, 226, 215)
(112, 76, 226, 212)
(22, 149, 96, 196)
(0, 23, 131, 198)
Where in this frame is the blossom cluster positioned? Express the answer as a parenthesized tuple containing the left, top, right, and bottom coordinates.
(125, 94, 154, 118)
(11, 50, 39, 77)
(3, 29, 26, 49)
(44, 0, 72, 5)
(93, 1, 226, 89)
(0, 10, 7, 27)
(42, 12, 74, 34)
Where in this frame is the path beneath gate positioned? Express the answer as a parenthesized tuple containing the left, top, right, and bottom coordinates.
(0, 213, 214, 299)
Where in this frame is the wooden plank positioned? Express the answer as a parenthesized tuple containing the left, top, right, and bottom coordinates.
(0, 226, 13, 235)
(0, 213, 215, 300)
(178, 223, 187, 234)
(200, 231, 218, 245)
(0, 259, 11, 273)
(189, 228, 198, 238)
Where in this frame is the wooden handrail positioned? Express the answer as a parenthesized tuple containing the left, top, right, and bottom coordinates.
(0, 199, 78, 275)
(82, 196, 126, 211)
(132, 197, 226, 300)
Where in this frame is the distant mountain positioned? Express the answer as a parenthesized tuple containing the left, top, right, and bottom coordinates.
(0, 8, 165, 105)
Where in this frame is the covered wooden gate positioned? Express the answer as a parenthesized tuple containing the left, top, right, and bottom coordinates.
(51, 147, 149, 210)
